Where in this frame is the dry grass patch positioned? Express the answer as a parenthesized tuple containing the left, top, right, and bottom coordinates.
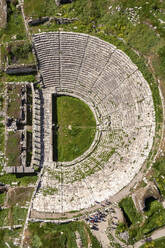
(6, 131, 21, 167)
(7, 84, 22, 119)
(5, 187, 34, 207)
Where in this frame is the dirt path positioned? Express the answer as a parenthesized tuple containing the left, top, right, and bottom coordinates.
(20, 170, 43, 247)
(84, 225, 91, 248)
(18, 0, 31, 41)
(134, 226, 165, 248)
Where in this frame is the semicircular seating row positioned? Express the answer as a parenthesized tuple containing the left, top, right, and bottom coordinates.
(33, 32, 154, 127)
(31, 32, 156, 213)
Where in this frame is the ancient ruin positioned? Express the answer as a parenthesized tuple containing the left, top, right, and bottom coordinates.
(28, 32, 155, 215)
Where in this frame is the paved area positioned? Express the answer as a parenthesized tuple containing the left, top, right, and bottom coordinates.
(91, 214, 110, 248)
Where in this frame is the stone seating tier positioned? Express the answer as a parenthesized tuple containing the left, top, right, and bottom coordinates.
(31, 32, 156, 214)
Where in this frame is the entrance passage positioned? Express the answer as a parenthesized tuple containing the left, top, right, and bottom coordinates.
(52, 95, 96, 162)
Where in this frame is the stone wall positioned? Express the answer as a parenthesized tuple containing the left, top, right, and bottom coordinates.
(6, 64, 37, 75)
(28, 17, 49, 26)
(132, 182, 161, 212)
(28, 16, 77, 26)
(4, 83, 35, 174)
(0, 0, 7, 28)
(4, 166, 34, 174)
(55, 0, 74, 6)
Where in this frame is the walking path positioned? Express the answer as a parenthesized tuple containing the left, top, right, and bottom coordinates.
(134, 226, 165, 248)
(20, 168, 44, 248)
(19, 3, 39, 247)
(19, 0, 31, 41)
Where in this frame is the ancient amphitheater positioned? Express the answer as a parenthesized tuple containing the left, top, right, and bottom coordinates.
(31, 32, 155, 215)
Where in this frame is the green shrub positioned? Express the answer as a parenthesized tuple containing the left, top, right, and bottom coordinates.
(119, 197, 142, 225)
(158, 46, 165, 67)
(7, 41, 34, 65)
(0, 0, 26, 42)
(152, 157, 165, 197)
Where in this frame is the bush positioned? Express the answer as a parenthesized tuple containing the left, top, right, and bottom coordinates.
(7, 42, 33, 65)
(119, 197, 142, 225)
(158, 46, 165, 66)
(152, 157, 165, 197)
(32, 235, 43, 248)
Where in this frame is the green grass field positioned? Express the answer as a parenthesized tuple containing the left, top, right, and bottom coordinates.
(24, 221, 101, 248)
(0, 170, 38, 186)
(24, 0, 56, 18)
(52, 95, 96, 162)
